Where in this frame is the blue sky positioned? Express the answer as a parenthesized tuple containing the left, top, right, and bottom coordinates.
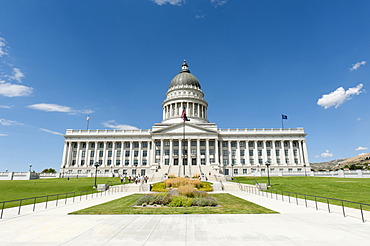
(1, 0, 370, 172)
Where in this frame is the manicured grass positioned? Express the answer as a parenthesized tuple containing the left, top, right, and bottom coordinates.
(70, 193, 277, 214)
(0, 177, 125, 208)
(232, 176, 370, 210)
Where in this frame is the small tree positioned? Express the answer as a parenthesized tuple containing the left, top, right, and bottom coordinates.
(41, 168, 57, 173)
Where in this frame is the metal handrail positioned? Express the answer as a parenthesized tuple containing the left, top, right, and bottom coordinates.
(0, 185, 122, 219)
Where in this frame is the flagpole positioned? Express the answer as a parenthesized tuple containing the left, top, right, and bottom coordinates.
(87, 116, 90, 130)
(183, 119, 185, 177)
(281, 117, 284, 129)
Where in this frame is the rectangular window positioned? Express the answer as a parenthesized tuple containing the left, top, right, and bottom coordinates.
(231, 141, 237, 147)
(285, 150, 289, 156)
(293, 141, 298, 147)
(73, 143, 77, 148)
(240, 150, 245, 156)
(78, 170, 82, 174)
(164, 141, 170, 146)
(98, 160, 102, 165)
(81, 151, 85, 158)
(222, 141, 228, 147)
(267, 150, 271, 156)
(173, 141, 179, 146)
(117, 150, 121, 158)
(107, 160, 111, 165)
(288, 168, 293, 172)
(222, 150, 228, 156)
(284, 141, 289, 147)
(174, 149, 179, 155)
(241, 159, 245, 164)
(125, 160, 129, 165)
(192, 158, 197, 165)
(240, 141, 245, 147)
(155, 150, 160, 155)
(90, 151, 95, 157)
(191, 141, 196, 146)
(87, 170, 91, 174)
(99, 151, 103, 157)
(243, 169, 247, 174)
(90, 143, 95, 148)
(182, 149, 187, 155)
(108, 142, 112, 148)
(232, 159, 236, 164)
(293, 149, 297, 156)
(224, 169, 229, 175)
(182, 140, 187, 146)
(258, 159, 263, 164)
(286, 158, 289, 164)
(201, 158, 206, 165)
(200, 141, 206, 146)
(125, 142, 130, 148)
(114, 169, 119, 174)
(116, 160, 121, 165)
(200, 149, 206, 155)
(223, 159, 229, 165)
(277, 158, 281, 164)
(155, 141, 161, 147)
(295, 158, 298, 164)
(134, 151, 139, 157)
(142, 160, 147, 166)
(248, 141, 254, 147)
(134, 142, 139, 148)
(123, 169, 127, 175)
(80, 160, 85, 166)
(116, 142, 121, 148)
(266, 141, 271, 147)
(142, 142, 148, 148)
(209, 141, 215, 146)
(73, 151, 77, 157)
(249, 150, 253, 156)
(298, 168, 302, 172)
(99, 143, 104, 148)
(143, 151, 147, 157)
(210, 158, 215, 163)
(165, 159, 169, 165)
(231, 150, 236, 156)
(275, 141, 280, 147)
(125, 151, 130, 157)
(132, 169, 136, 175)
(141, 169, 146, 176)
(258, 150, 262, 156)
(134, 160, 138, 165)
(191, 149, 196, 155)
(108, 151, 112, 157)
(174, 158, 179, 165)
(276, 150, 280, 156)
(257, 141, 262, 147)
(165, 149, 170, 155)
(234, 169, 238, 175)
(89, 160, 94, 165)
(209, 149, 215, 155)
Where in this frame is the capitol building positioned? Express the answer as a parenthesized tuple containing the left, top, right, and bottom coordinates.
(60, 61, 310, 179)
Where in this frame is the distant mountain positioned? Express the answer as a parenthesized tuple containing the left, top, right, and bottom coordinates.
(310, 153, 370, 171)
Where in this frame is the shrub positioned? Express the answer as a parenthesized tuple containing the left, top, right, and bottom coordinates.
(192, 197, 218, 207)
(178, 184, 196, 197)
(169, 196, 193, 207)
(199, 182, 213, 192)
(152, 193, 172, 205)
(192, 173, 200, 179)
(135, 195, 153, 206)
(151, 182, 167, 192)
(193, 190, 208, 198)
(168, 173, 176, 179)
(164, 177, 202, 189)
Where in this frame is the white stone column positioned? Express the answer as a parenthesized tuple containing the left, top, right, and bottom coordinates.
(76, 142, 81, 167)
(215, 139, 219, 165)
(288, 140, 294, 165)
(129, 141, 133, 166)
(271, 140, 276, 165)
(160, 139, 164, 166)
(302, 140, 309, 164)
(236, 140, 241, 165)
(245, 141, 250, 165)
(228, 141, 231, 166)
(61, 141, 68, 167)
(86, 142, 90, 167)
(150, 140, 155, 165)
(206, 139, 210, 165)
(197, 139, 201, 165)
(179, 139, 183, 166)
(262, 140, 267, 164)
(138, 141, 142, 166)
(112, 142, 116, 167)
(120, 142, 124, 166)
(169, 139, 173, 165)
(253, 141, 258, 165)
(280, 141, 286, 165)
(187, 139, 191, 165)
(298, 140, 304, 164)
(102, 142, 107, 167)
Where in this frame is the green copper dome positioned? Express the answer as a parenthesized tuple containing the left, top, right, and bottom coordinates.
(169, 60, 201, 89)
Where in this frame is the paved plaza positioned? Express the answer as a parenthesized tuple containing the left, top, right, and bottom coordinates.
(1, 185, 370, 245)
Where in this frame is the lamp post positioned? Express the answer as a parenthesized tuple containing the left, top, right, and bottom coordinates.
(303, 164, 307, 177)
(29, 164, 32, 172)
(231, 163, 234, 178)
(265, 161, 271, 188)
(62, 165, 66, 178)
(93, 162, 100, 188)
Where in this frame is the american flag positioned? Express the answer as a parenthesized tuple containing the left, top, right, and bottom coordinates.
(181, 107, 190, 121)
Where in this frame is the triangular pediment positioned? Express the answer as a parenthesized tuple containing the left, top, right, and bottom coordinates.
(152, 122, 218, 135)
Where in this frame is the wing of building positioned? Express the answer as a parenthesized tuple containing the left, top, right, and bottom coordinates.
(61, 60, 309, 179)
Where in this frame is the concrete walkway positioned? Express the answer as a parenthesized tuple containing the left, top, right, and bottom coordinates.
(1, 187, 370, 245)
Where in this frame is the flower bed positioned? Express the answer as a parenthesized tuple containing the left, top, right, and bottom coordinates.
(151, 177, 213, 192)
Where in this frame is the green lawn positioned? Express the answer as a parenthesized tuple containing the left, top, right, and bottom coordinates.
(70, 193, 277, 215)
(232, 176, 370, 210)
(0, 177, 125, 208)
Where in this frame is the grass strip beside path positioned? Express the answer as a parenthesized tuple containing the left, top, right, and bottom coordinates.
(70, 193, 277, 215)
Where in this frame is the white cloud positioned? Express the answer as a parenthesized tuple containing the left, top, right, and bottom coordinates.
(210, 0, 228, 7)
(0, 81, 33, 97)
(357, 117, 361, 121)
(27, 103, 93, 114)
(359, 153, 367, 156)
(9, 68, 25, 83)
(0, 118, 22, 126)
(152, 0, 185, 6)
(0, 37, 6, 57)
(102, 120, 139, 130)
(350, 61, 366, 71)
(355, 146, 368, 151)
(195, 14, 206, 19)
(316, 150, 333, 158)
(317, 84, 364, 109)
(0, 105, 12, 109)
(39, 128, 64, 136)
(0, 133, 7, 136)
